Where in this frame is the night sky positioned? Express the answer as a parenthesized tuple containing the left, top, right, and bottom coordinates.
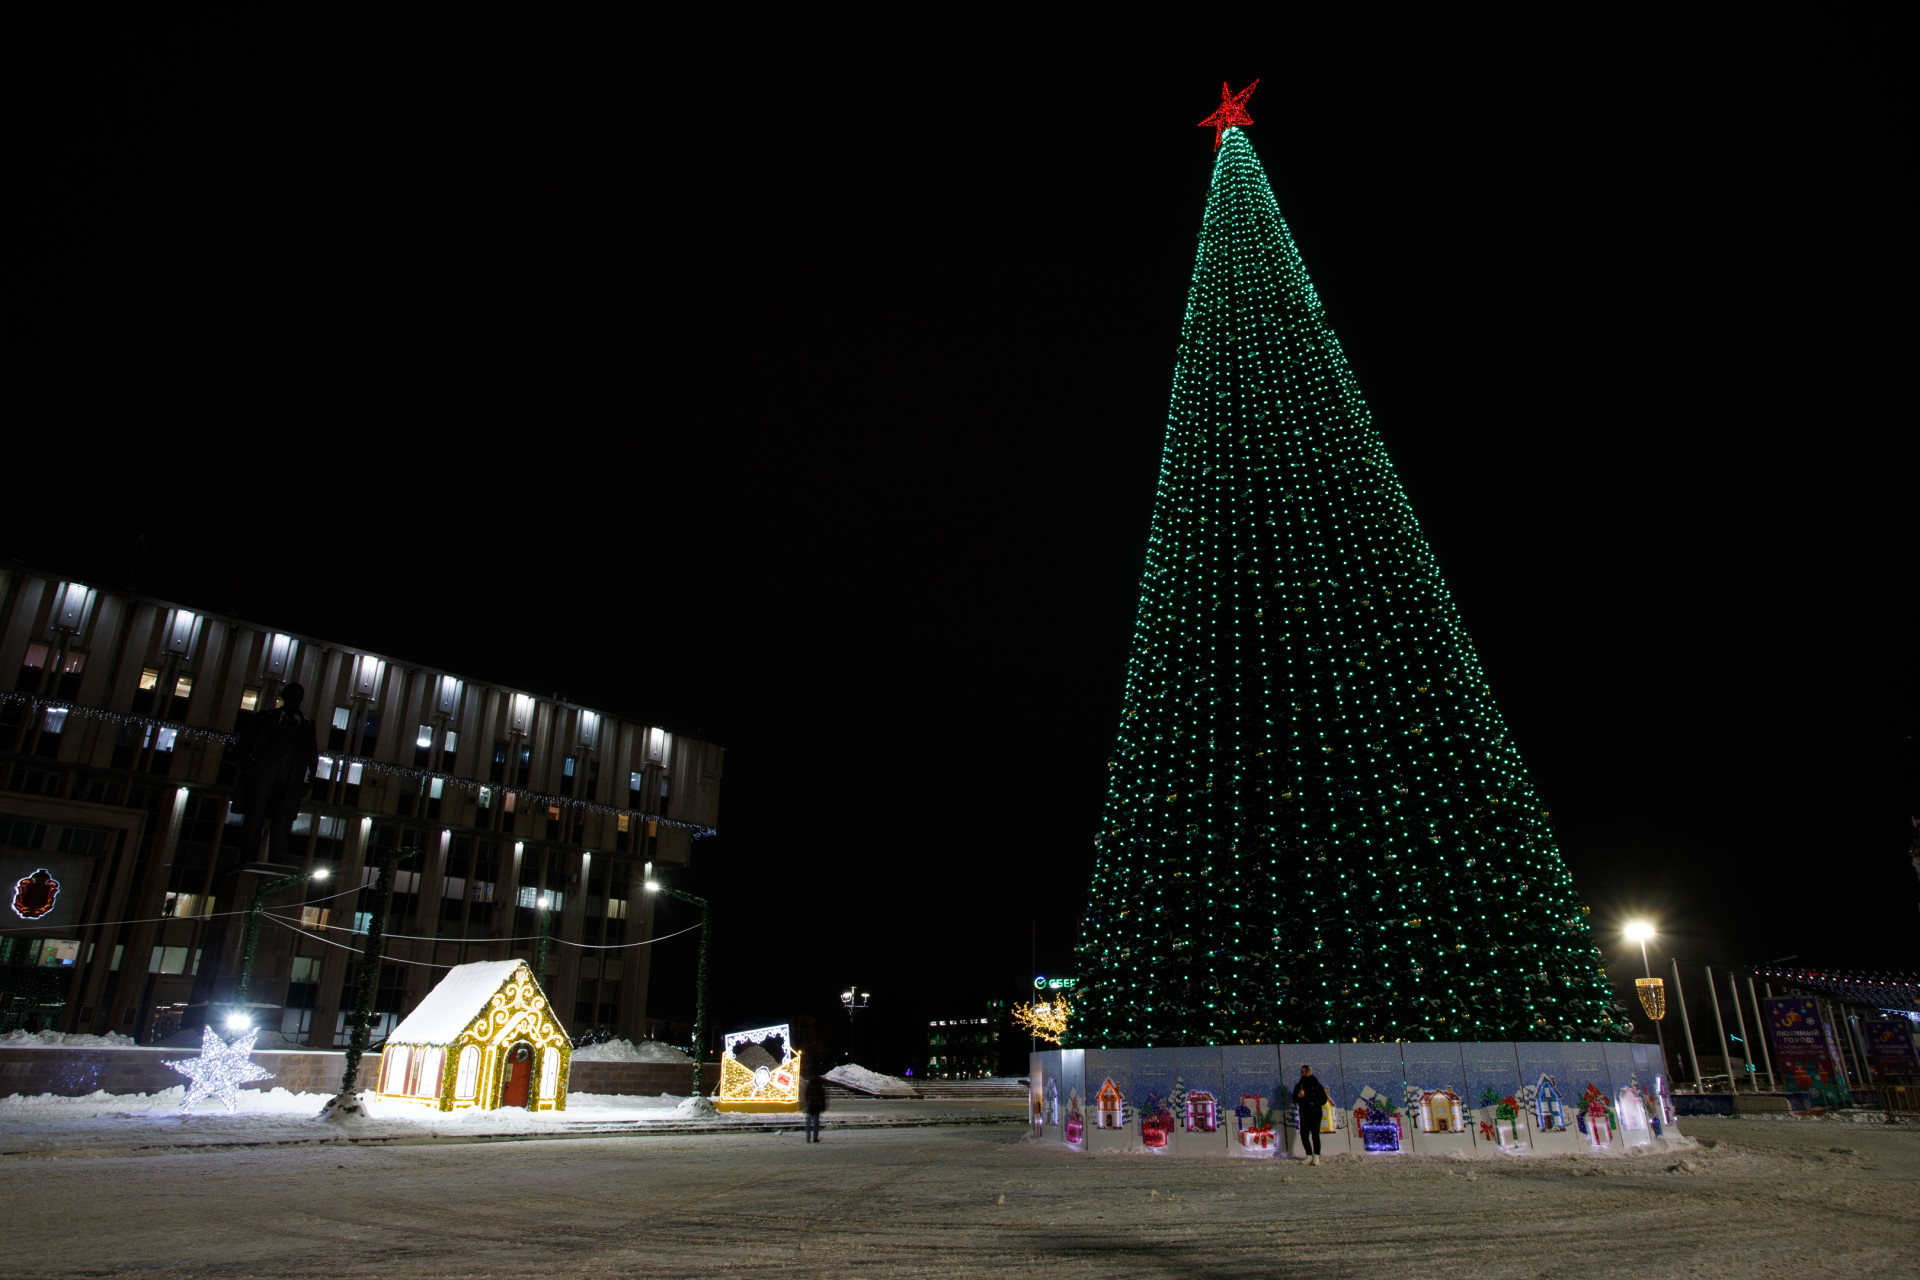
(16, 16, 1913, 1068)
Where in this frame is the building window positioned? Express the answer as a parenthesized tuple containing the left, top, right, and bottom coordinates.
(42, 708, 68, 734)
(417, 725, 434, 749)
(173, 674, 194, 699)
(239, 687, 261, 712)
(138, 667, 161, 691)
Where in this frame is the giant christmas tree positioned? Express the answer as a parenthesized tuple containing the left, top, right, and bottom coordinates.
(1076, 86, 1625, 1048)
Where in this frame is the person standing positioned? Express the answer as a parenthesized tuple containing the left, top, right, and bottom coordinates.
(804, 1069, 828, 1142)
(1293, 1065, 1329, 1165)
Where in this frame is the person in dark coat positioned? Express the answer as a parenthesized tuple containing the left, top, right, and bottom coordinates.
(803, 1070, 828, 1142)
(1293, 1065, 1329, 1164)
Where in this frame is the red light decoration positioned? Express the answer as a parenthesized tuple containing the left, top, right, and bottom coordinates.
(1197, 80, 1258, 151)
(11, 868, 60, 920)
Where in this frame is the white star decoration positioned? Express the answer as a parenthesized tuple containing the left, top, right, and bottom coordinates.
(164, 1025, 274, 1111)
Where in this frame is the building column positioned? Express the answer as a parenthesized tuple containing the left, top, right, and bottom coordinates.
(112, 786, 190, 1043)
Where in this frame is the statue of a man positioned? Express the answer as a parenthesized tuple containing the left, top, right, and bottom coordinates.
(232, 682, 320, 864)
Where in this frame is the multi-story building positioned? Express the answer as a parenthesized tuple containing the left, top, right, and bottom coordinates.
(921, 1000, 1008, 1079)
(0, 564, 723, 1047)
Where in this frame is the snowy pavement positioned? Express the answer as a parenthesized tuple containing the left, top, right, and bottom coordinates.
(0, 1116, 1913, 1277)
(0, 1088, 1024, 1156)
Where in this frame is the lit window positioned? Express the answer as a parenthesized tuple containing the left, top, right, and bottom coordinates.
(22, 642, 50, 670)
(606, 899, 627, 920)
(316, 816, 346, 841)
(345, 763, 364, 785)
(174, 674, 194, 699)
(153, 728, 178, 752)
(563, 757, 576, 777)
(315, 757, 335, 781)
(617, 814, 630, 833)
(42, 708, 68, 733)
(443, 730, 458, 753)
(546, 805, 561, 822)
(333, 707, 350, 730)
(62, 652, 86, 675)
(455, 1046, 480, 1100)
(417, 725, 434, 749)
(503, 793, 516, 813)
(630, 771, 643, 791)
(138, 667, 161, 691)
(429, 778, 444, 800)
(518, 886, 539, 909)
(477, 786, 492, 808)
(239, 687, 260, 712)
(300, 907, 331, 929)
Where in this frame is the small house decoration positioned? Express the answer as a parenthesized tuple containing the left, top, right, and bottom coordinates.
(717, 1024, 802, 1113)
(1064, 1090, 1085, 1143)
(1096, 1078, 1125, 1130)
(374, 959, 570, 1113)
(1185, 1088, 1219, 1133)
(1418, 1086, 1465, 1134)
(1532, 1074, 1565, 1132)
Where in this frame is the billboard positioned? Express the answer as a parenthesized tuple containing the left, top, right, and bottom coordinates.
(1763, 997, 1851, 1108)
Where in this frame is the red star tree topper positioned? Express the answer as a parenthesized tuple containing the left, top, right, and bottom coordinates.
(1198, 80, 1258, 151)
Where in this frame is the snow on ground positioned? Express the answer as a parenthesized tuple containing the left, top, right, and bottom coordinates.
(570, 1038, 692, 1063)
(1, 1028, 137, 1048)
(0, 1115, 1911, 1278)
(0, 1086, 780, 1153)
(824, 1063, 915, 1095)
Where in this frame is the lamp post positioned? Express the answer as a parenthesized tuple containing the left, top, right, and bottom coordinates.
(646, 879, 710, 1098)
(1624, 921, 1668, 1078)
(231, 866, 332, 1030)
(535, 894, 554, 983)
(335, 845, 415, 1101)
(839, 986, 870, 1063)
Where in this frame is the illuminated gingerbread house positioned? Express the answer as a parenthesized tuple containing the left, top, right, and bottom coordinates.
(374, 959, 570, 1112)
(1096, 1079, 1125, 1129)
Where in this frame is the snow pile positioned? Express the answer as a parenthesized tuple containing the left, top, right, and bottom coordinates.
(1, 1029, 138, 1049)
(674, 1095, 721, 1119)
(825, 1064, 916, 1097)
(571, 1038, 693, 1063)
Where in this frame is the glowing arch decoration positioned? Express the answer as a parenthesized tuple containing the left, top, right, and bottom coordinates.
(373, 959, 570, 1112)
(717, 1023, 802, 1114)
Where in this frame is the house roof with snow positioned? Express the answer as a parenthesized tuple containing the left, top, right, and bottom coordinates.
(386, 960, 537, 1046)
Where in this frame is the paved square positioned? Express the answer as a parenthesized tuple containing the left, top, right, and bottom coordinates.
(1, 1117, 1913, 1277)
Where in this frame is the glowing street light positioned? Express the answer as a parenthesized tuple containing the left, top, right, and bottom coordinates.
(840, 987, 870, 1062)
(647, 878, 712, 1097)
(1624, 921, 1667, 1070)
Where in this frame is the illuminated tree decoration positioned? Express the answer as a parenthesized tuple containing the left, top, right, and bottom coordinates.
(372, 959, 571, 1112)
(1196, 79, 1257, 151)
(1635, 977, 1666, 1020)
(1075, 106, 1623, 1049)
(165, 1025, 274, 1112)
(716, 1024, 802, 1113)
(1012, 996, 1073, 1044)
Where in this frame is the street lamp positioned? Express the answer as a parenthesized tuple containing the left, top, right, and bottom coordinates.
(1624, 921, 1668, 1076)
(232, 865, 332, 1026)
(839, 986, 870, 1062)
(646, 879, 711, 1099)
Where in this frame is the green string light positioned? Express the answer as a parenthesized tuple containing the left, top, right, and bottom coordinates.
(1076, 127, 1625, 1050)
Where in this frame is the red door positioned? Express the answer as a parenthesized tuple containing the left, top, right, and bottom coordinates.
(501, 1044, 533, 1108)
